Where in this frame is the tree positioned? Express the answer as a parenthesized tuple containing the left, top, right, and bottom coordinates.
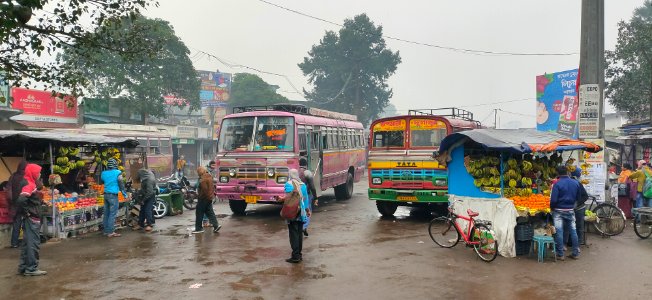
(606, 0, 652, 121)
(228, 73, 289, 108)
(298, 14, 401, 126)
(1, 0, 157, 92)
(61, 15, 200, 123)
(378, 102, 398, 118)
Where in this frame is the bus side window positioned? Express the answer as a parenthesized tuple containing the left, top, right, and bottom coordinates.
(322, 130, 329, 150)
(298, 126, 307, 153)
(160, 139, 171, 155)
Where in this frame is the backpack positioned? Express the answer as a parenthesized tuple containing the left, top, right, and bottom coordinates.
(280, 181, 302, 220)
(643, 168, 652, 198)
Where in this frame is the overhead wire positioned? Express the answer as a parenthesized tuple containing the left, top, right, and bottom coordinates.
(255, 0, 578, 57)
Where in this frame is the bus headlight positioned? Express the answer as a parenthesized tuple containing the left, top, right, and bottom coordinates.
(220, 176, 229, 183)
(229, 168, 236, 177)
(372, 177, 382, 184)
(434, 179, 447, 186)
(277, 176, 288, 183)
(267, 168, 275, 177)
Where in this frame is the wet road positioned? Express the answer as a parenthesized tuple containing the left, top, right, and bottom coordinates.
(1, 180, 651, 300)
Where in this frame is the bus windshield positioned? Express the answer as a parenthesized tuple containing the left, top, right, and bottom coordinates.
(219, 116, 294, 152)
(409, 118, 449, 148)
(371, 119, 406, 148)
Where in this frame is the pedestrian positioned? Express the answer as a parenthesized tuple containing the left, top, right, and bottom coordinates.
(278, 169, 311, 263)
(135, 168, 157, 232)
(628, 160, 652, 209)
(101, 158, 127, 238)
(6, 161, 27, 248)
(192, 166, 221, 234)
(299, 158, 317, 236)
(550, 166, 582, 260)
(618, 163, 633, 184)
(176, 155, 186, 178)
(207, 160, 216, 178)
(15, 163, 47, 276)
(564, 176, 589, 247)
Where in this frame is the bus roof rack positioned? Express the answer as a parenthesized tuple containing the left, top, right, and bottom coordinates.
(408, 108, 476, 122)
(233, 104, 358, 121)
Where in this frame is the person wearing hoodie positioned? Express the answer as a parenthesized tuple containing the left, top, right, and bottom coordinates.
(100, 158, 127, 238)
(6, 161, 27, 248)
(15, 163, 47, 276)
(135, 168, 157, 232)
(192, 166, 221, 234)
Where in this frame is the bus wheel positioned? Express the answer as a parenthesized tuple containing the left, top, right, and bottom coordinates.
(335, 172, 354, 200)
(229, 200, 247, 215)
(376, 201, 398, 217)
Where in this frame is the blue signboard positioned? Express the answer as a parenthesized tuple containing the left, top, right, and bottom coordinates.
(536, 69, 579, 138)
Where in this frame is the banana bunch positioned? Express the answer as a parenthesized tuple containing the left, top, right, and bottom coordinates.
(522, 161, 533, 172)
(509, 179, 517, 188)
(58, 146, 69, 156)
(56, 156, 69, 166)
(507, 158, 518, 169)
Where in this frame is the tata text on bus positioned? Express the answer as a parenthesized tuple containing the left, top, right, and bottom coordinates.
(368, 108, 481, 216)
(215, 104, 367, 215)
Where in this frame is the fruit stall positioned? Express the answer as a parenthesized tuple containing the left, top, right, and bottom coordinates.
(0, 130, 138, 241)
(435, 128, 602, 257)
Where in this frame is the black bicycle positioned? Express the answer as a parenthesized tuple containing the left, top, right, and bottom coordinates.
(633, 207, 652, 239)
(586, 196, 626, 236)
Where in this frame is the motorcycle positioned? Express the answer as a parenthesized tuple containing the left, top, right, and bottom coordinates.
(157, 175, 198, 211)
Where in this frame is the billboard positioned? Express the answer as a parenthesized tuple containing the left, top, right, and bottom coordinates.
(536, 69, 579, 138)
(198, 71, 231, 107)
(11, 88, 77, 123)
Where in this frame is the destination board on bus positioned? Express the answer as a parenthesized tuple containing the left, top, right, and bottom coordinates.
(409, 119, 446, 130)
(373, 119, 406, 132)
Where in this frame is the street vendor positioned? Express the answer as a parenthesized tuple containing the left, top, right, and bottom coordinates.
(628, 160, 652, 209)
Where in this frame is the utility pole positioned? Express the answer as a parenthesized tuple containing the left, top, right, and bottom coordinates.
(579, 0, 607, 200)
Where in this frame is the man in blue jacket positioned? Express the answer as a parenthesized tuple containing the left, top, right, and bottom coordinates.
(550, 166, 581, 260)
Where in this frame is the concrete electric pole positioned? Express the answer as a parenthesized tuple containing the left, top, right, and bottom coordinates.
(578, 0, 608, 201)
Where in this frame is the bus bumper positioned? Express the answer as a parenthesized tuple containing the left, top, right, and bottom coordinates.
(214, 186, 286, 204)
(368, 188, 448, 203)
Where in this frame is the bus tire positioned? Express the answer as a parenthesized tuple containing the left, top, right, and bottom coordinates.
(376, 201, 398, 216)
(229, 200, 247, 215)
(335, 172, 354, 200)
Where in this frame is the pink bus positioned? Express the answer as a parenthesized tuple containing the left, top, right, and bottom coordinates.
(215, 104, 367, 215)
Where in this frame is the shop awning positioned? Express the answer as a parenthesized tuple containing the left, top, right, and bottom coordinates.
(0, 130, 139, 147)
(439, 128, 602, 154)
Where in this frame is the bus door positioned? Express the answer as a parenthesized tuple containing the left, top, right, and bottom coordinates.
(308, 128, 322, 196)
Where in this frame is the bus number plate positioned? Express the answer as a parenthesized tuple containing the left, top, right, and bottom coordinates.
(242, 195, 260, 204)
(397, 196, 417, 201)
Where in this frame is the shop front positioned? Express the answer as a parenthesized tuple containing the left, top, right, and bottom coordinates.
(0, 130, 138, 246)
(435, 128, 602, 258)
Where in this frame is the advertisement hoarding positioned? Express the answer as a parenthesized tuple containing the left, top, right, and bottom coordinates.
(198, 71, 231, 107)
(10, 88, 77, 123)
(536, 69, 579, 138)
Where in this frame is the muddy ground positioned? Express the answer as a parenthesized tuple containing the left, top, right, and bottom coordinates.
(0, 181, 651, 300)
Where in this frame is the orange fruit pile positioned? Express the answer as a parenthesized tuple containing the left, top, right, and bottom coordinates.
(509, 194, 550, 212)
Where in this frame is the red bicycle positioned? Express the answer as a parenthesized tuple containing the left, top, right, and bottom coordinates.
(428, 200, 498, 262)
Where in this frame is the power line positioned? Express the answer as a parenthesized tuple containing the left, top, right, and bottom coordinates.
(191, 48, 304, 96)
(498, 108, 535, 117)
(459, 98, 535, 108)
(255, 0, 578, 57)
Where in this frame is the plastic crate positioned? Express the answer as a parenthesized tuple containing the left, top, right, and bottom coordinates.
(516, 240, 531, 256)
(515, 224, 534, 241)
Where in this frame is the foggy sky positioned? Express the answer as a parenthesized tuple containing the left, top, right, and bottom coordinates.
(143, 0, 644, 128)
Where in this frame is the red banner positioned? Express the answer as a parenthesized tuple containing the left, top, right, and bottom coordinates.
(11, 88, 77, 123)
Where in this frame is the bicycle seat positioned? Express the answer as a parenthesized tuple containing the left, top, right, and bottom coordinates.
(467, 209, 479, 218)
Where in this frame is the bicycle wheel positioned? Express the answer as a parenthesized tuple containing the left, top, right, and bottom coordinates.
(471, 224, 498, 262)
(634, 214, 652, 239)
(428, 217, 460, 248)
(592, 203, 626, 236)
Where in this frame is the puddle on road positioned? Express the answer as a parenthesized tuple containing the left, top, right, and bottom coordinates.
(229, 265, 333, 294)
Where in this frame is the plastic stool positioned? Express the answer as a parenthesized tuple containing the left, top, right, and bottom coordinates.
(530, 235, 557, 262)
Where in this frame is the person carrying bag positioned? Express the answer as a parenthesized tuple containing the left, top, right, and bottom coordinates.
(277, 169, 310, 263)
